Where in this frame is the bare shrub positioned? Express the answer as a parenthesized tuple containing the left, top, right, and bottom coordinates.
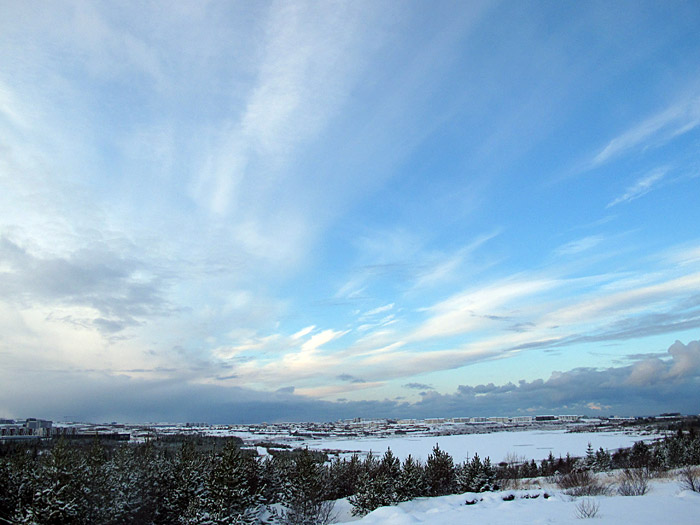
(575, 498, 600, 519)
(678, 466, 700, 493)
(280, 500, 336, 525)
(558, 470, 610, 497)
(617, 468, 649, 496)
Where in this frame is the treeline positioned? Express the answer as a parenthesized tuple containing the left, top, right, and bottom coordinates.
(1, 428, 699, 524)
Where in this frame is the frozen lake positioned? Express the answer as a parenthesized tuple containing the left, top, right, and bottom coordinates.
(297, 429, 655, 463)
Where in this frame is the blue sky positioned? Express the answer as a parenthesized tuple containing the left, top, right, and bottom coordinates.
(2, 1, 700, 423)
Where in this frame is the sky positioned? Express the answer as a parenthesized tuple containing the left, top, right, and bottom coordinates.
(1, 0, 700, 424)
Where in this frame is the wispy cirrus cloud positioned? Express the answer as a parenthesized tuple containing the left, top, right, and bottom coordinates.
(607, 168, 668, 208)
(593, 94, 700, 166)
(554, 235, 605, 256)
(189, 0, 383, 265)
(408, 277, 559, 342)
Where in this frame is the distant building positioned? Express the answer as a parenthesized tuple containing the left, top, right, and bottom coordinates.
(558, 415, 582, 422)
(0, 418, 52, 438)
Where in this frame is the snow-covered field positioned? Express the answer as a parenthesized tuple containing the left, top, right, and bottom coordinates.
(299, 429, 653, 463)
(333, 478, 700, 524)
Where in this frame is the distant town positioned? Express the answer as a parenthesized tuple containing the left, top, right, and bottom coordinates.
(1, 412, 689, 444)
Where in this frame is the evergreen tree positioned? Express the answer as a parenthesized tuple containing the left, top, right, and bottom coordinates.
(164, 440, 211, 524)
(349, 450, 405, 516)
(528, 459, 539, 478)
(206, 440, 267, 524)
(594, 447, 612, 472)
(397, 454, 425, 501)
(629, 441, 650, 469)
(424, 445, 455, 497)
(281, 448, 334, 525)
(260, 456, 284, 505)
(15, 437, 84, 524)
(456, 453, 496, 493)
(325, 454, 362, 500)
(79, 439, 111, 524)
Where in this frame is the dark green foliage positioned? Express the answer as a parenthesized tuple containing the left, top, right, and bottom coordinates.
(628, 441, 651, 469)
(397, 454, 425, 501)
(162, 440, 212, 523)
(349, 448, 416, 516)
(424, 445, 455, 497)
(456, 453, 497, 493)
(594, 447, 612, 472)
(324, 454, 362, 500)
(280, 448, 334, 525)
(14, 437, 84, 524)
(206, 439, 267, 524)
(349, 451, 394, 516)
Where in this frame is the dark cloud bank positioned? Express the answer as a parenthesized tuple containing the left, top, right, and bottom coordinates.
(6, 340, 699, 423)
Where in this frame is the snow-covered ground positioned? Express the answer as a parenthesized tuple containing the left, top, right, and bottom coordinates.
(332, 478, 700, 524)
(300, 429, 654, 463)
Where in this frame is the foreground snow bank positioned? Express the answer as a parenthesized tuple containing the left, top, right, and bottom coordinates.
(334, 479, 700, 524)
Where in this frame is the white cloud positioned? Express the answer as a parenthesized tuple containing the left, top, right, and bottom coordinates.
(542, 271, 700, 327)
(191, 0, 377, 218)
(607, 168, 668, 208)
(555, 235, 604, 256)
(292, 325, 316, 339)
(593, 94, 700, 165)
(409, 277, 560, 342)
(361, 303, 395, 318)
(0, 80, 32, 130)
(667, 339, 700, 378)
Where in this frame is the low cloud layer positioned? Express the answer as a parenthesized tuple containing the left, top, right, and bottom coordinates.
(4, 339, 698, 423)
(411, 339, 700, 418)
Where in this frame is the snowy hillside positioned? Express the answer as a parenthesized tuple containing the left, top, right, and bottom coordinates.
(334, 479, 700, 524)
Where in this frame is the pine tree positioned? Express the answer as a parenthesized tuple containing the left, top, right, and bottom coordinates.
(349, 451, 401, 517)
(481, 457, 497, 491)
(103, 442, 142, 523)
(325, 454, 362, 501)
(79, 439, 110, 524)
(162, 440, 212, 524)
(397, 454, 425, 501)
(15, 437, 84, 524)
(424, 445, 455, 497)
(260, 456, 284, 505)
(584, 442, 595, 470)
(281, 448, 334, 525)
(629, 441, 650, 469)
(1, 445, 36, 524)
(594, 447, 612, 472)
(206, 440, 267, 525)
(528, 459, 539, 478)
(456, 453, 495, 493)
(349, 471, 397, 516)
